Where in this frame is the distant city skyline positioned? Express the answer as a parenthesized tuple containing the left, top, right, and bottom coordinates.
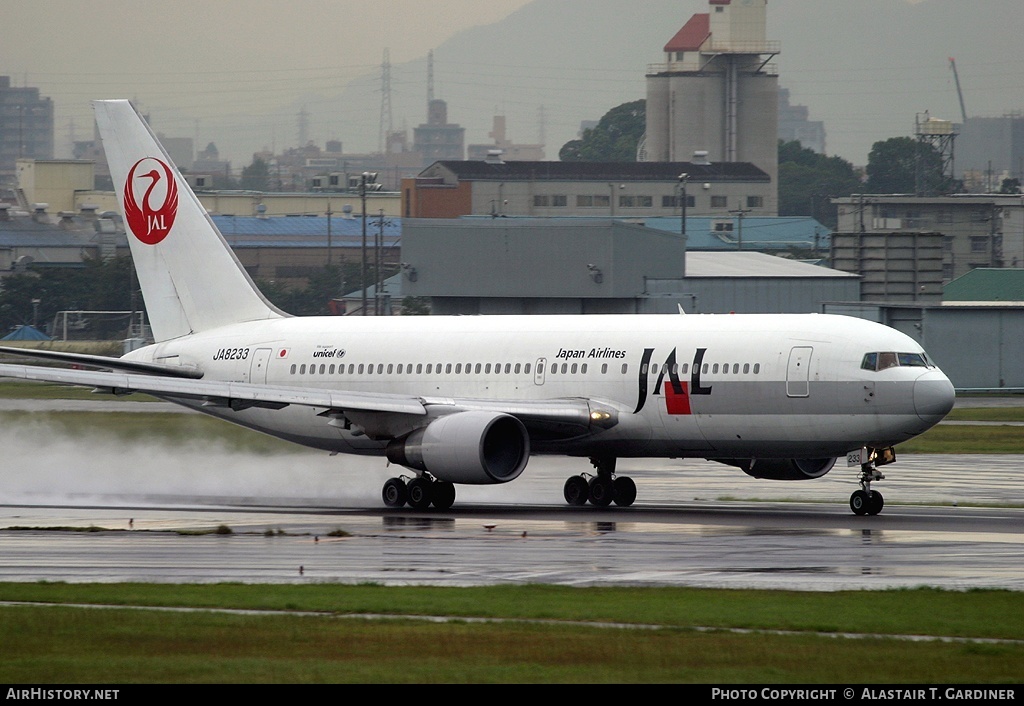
(3, 0, 1021, 170)
(2, 0, 534, 164)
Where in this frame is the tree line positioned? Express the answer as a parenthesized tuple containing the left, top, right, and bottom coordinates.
(560, 99, 1024, 228)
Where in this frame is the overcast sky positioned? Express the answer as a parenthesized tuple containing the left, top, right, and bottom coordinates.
(3, 0, 1019, 168)
(2, 0, 533, 160)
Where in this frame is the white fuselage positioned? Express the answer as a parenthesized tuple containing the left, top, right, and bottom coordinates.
(128, 312, 953, 461)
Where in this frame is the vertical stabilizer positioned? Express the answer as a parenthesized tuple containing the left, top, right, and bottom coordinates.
(94, 100, 285, 342)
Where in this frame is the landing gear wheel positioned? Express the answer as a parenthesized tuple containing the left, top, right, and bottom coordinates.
(382, 477, 408, 508)
(563, 476, 589, 506)
(588, 476, 615, 507)
(613, 476, 637, 507)
(867, 490, 884, 516)
(407, 477, 434, 510)
(431, 481, 456, 510)
(850, 447, 892, 516)
(850, 490, 870, 516)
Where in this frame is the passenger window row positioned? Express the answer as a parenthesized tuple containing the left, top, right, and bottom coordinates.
(287, 361, 631, 377)
(287, 360, 765, 378)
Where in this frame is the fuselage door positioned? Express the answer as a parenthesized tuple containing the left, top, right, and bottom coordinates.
(248, 347, 273, 385)
(786, 346, 813, 398)
(534, 358, 546, 386)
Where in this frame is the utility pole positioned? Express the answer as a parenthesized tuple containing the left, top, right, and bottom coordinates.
(359, 172, 382, 315)
(326, 199, 333, 266)
(729, 205, 751, 250)
(374, 209, 393, 316)
(678, 173, 689, 239)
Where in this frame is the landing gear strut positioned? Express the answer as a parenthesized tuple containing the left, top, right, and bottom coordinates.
(382, 474, 456, 510)
(849, 447, 894, 516)
(562, 457, 637, 507)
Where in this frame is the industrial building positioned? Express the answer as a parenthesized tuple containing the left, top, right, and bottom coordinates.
(644, 0, 779, 202)
(402, 158, 773, 219)
(957, 114, 1024, 189)
(0, 204, 400, 289)
(9, 159, 401, 221)
(832, 194, 1024, 281)
(830, 231, 945, 303)
(399, 218, 857, 316)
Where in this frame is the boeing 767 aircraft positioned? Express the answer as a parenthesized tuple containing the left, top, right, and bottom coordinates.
(0, 100, 955, 514)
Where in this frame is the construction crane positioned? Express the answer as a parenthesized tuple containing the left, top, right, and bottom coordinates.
(949, 57, 968, 124)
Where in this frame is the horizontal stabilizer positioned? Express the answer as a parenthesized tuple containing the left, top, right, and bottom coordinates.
(0, 346, 203, 379)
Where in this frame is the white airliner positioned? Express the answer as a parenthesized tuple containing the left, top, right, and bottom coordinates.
(0, 100, 956, 515)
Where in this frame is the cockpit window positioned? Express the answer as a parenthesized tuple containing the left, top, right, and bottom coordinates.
(862, 351, 931, 372)
(897, 352, 929, 368)
(877, 352, 899, 371)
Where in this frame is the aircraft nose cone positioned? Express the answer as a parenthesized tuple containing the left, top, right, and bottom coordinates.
(914, 371, 955, 422)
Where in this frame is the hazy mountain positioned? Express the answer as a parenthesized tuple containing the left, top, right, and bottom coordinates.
(305, 0, 1021, 165)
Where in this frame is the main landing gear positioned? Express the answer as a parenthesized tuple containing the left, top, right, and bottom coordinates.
(382, 474, 456, 510)
(563, 457, 637, 507)
(849, 446, 896, 516)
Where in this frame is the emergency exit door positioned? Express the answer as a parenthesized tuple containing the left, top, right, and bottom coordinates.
(786, 346, 812, 397)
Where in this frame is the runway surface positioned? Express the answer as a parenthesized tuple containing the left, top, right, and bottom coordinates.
(2, 456, 1022, 592)
(0, 396, 1021, 591)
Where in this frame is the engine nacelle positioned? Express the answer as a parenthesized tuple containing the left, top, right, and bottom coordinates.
(385, 411, 530, 485)
(715, 457, 837, 481)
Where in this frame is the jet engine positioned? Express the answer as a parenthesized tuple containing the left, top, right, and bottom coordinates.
(385, 411, 530, 485)
(714, 457, 837, 481)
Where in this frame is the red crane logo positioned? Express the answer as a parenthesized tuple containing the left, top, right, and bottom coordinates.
(124, 157, 179, 245)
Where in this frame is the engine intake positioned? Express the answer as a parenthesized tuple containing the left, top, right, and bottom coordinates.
(715, 457, 837, 481)
(386, 411, 530, 485)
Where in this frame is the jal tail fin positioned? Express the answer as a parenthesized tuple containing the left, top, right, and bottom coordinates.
(94, 100, 285, 342)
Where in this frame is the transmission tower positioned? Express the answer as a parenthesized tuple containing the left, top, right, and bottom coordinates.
(379, 49, 393, 155)
(427, 49, 435, 108)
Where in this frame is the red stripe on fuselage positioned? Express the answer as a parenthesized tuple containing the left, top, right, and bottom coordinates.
(665, 380, 692, 415)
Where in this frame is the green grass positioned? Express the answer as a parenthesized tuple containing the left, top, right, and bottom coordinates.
(0, 583, 1020, 638)
(947, 407, 1024, 422)
(0, 584, 1021, 683)
(898, 424, 1024, 454)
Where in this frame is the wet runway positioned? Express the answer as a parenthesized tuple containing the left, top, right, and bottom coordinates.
(0, 397, 1022, 591)
(1, 456, 1022, 592)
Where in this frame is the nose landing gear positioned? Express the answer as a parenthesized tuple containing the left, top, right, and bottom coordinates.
(849, 447, 895, 516)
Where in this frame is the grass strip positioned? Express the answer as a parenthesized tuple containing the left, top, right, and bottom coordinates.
(0, 586, 1021, 683)
(0, 583, 1021, 641)
(897, 424, 1024, 454)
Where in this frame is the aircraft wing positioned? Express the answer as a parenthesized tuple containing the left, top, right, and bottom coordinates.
(0, 362, 612, 440)
(0, 362, 427, 416)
